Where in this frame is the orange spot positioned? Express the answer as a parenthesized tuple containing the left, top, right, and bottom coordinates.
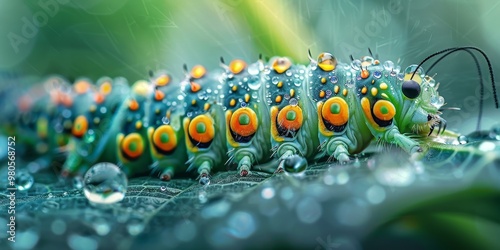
(361, 70, 370, 79)
(153, 125, 177, 152)
(230, 107, 258, 137)
(190, 81, 201, 92)
(275, 95, 282, 103)
(321, 97, 349, 126)
(94, 93, 105, 104)
(361, 86, 367, 95)
(155, 90, 165, 101)
(60, 93, 73, 107)
(129, 99, 139, 111)
(373, 100, 396, 121)
(277, 105, 303, 131)
(188, 115, 215, 143)
(72, 115, 88, 138)
(191, 65, 206, 79)
(229, 99, 236, 107)
(74, 80, 90, 94)
(121, 133, 144, 159)
(229, 59, 247, 74)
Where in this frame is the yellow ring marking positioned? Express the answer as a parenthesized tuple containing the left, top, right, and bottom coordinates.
(321, 97, 349, 126)
(188, 115, 215, 143)
(230, 107, 259, 137)
(152, 125, 177, 152)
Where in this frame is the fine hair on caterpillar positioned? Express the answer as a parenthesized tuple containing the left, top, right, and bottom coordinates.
(3, 46, 497, 185)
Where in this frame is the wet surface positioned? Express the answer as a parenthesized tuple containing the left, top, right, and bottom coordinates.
(1, 135, 500, 249)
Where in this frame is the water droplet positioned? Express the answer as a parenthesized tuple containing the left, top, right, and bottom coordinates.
(227, 211, 256, 239)
(478, 141, 496, 151)
(271, 76, 280, 84)
(351, 60, 361, 70)
(84, 129, 96, 143)
(99, 106, 107, 114)
(366, 185, 386, 204)
(373, 71, 382, 79)
(47, 193, 54, 199)
(83, 162, 128, 204)
(62, 109, 72, 118)
(73, 176, 84, 189)
(383, 61, 394, 71)
(15, 170, 34, 191)
(285, 70, 292, 76)
(198, 190, 208, 203)
(489, 124, 500, 140)
(330, 75, 338, 83)
(457, 135, 469, 144)
(248, 64, 260, 75)
(293, 79, 302, 87)
(177, 94, 184, 101)
(161, 116, 170, 124)
(289, 98, 298, 106)
(160, 186, 167, 191)
(261, 187, 275, 199)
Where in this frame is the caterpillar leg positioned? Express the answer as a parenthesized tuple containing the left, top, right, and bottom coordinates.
(326, 140, 351, 163)
(385, 128, 422, 154)
(237, 155, 252, 177)
(159, 166, 174, 181)
(197, 161, 212, 185)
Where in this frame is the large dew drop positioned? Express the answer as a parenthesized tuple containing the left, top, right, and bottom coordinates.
(15, 170, 34, 191)
(83, 162, 128, 204)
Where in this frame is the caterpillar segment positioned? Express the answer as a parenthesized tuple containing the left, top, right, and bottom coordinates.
(182, 65, 227, 184)
(115, 80, 153, 177)
(263, 57, 319, 173)
(219, 58, 271, 177)
(12, 76, 72, 165)
(146, 71, 188, 181)
(62, 77, 131, 176)
(307, 52, 372, 163)
(353, 57, 444, 155)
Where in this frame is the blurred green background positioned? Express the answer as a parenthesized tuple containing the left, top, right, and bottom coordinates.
(2, 0, 499, 133)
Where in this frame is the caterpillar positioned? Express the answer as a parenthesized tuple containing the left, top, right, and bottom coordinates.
(2, 46, 497, 184)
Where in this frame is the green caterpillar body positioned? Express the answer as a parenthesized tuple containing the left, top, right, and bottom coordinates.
(3, 51, 448, 184)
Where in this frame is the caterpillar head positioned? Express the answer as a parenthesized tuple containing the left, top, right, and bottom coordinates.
(400, 65, 446, 136)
